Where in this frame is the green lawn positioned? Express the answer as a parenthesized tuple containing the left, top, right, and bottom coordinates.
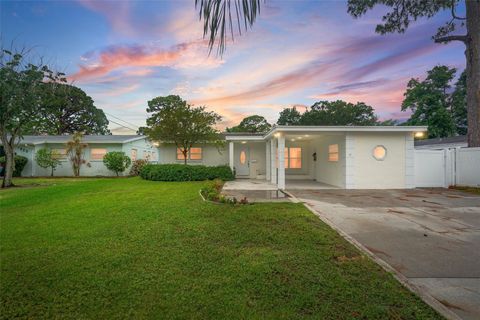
(1, 178, 441, 319)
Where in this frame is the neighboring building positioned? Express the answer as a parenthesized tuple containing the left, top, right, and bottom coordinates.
(4, 125, 428, 190)
(414, 135, 468, 149)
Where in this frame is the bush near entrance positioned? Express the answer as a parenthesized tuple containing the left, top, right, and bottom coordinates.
(140, 164, 234, 181)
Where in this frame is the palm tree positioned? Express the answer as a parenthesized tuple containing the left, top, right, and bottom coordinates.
(195, 0, 262, 55)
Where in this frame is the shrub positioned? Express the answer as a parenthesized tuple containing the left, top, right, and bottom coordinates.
(200, 179, 224, 201)
(35, 148, 61, 176)
(200, 179, 248, 205)
(103, 152, 131, 176)
(140, 164, 234, 181)
(0, 155, 28, 177)
(129, 159, 149, 176)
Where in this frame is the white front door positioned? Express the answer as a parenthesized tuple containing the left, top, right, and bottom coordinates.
(236, 147, 250, 176)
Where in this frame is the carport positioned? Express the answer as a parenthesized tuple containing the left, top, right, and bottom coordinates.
(225, 126, 427, 190)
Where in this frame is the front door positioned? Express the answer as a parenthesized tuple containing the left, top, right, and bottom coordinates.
(236, 147, 250, 176)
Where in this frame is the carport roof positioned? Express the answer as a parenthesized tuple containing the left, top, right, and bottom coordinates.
(225, 125, 428, 141)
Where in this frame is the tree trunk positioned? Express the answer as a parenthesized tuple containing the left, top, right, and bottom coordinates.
(466, 0, 480, 147)
(51, 167, 54, 177)
(1, 136, 15, 188)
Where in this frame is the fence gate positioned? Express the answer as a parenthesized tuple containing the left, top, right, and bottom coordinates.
(414, 147, 480, 188)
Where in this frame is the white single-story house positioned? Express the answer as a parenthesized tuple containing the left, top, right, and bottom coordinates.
(3, 125, 428, 190)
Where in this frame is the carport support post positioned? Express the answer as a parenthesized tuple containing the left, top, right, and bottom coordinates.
(266, 141, 271, 181)
(277, 135, 285, 190)
(270, 139, 277, 185)
(229, 142, 234, 172)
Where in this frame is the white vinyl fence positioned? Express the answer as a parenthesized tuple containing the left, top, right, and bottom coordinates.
(415, 147, 480, 188)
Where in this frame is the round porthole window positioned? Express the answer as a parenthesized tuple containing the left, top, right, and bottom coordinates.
(372, 145, 387, 161)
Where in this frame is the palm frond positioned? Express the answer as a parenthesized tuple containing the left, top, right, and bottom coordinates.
(195, 0, 262, 55)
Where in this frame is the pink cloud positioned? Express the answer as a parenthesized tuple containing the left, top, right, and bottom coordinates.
(77, 0, 134, 36)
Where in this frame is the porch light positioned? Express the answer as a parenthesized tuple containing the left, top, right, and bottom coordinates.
(291, 139, 295, 142)
(305, 135, 309, 137)
(241, 141, 247, 144)
(153, 142, 160, 147)
(414, 132, 425, 138)
(274, 132, 281, 138)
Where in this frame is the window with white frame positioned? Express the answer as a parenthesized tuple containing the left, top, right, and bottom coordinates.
(131, 149, 137, 161)
(328, 144, 339, 162)
(176, 147, 202, 160)
(90, 148, 107, 160)
(276, 147, 302, 169)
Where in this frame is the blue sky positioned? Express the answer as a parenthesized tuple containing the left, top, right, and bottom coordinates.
(1, 0, 464, 133)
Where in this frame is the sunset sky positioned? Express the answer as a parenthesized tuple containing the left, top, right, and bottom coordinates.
(1, 1, 464, 134)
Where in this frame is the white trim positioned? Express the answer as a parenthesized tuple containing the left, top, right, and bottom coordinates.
(225, 136, 265, 141)
(265, 142, 271, 181)
(229, 142, 234, 171)
(405, 133, 415, 188)
(270, 139, 277, 184)
(264, 125, 428, 140)
(345, 133, 355, 189)
(277, 135, 285, 190)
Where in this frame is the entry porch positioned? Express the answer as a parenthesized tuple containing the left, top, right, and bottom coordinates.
(225, 131, 349, 190)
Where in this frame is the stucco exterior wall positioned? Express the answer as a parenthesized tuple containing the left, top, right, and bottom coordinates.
(122, 139, 158, 163)
(158, 144, 228, 166)
(18, 138, 155, 177)
(311, 134, 346, 188)
(352, 132, 407, 189)
(32, 143, 124, 176)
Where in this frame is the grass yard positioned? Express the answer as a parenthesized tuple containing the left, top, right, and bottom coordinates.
(1, 178, 441, 319)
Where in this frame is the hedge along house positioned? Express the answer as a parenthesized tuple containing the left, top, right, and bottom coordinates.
(225, 126, 428, 190)
(6, 135, 157, 177)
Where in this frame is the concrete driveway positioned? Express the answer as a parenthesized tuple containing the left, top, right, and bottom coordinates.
(288, 188, 480, 320)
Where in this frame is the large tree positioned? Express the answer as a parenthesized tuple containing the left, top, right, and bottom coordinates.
(402, 66, 466, 138)
(36, 83, 110, 135)
(452, 71, 468, 135)
(277, 107, 302, 126)
(0, 49, 65, 187)
(197, 0, 479, 146)
(299, 100, 378, 126)
(227, 115, 271, 133)
(348, 0, 479, 146)
(143, 95, 222, 164)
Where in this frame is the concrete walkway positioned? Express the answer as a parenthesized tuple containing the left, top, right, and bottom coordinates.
(288, 188, 480, 320)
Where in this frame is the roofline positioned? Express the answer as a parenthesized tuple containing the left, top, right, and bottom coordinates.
(225, 136, 265, 141)
(263, 125, 428, 139)
(123, 136, 147, 143)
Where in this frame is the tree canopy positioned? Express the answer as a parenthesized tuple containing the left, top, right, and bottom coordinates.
(35, 83, 110, 135)
(401, 66, 466, 138)
(227, 115, 271, 133)
(347, 0, 479, 146)
(0, 49, 65, 187)
(277, 107, 302, 126)
(300, 101, 378, 126)
(143, 95, 222, 164)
